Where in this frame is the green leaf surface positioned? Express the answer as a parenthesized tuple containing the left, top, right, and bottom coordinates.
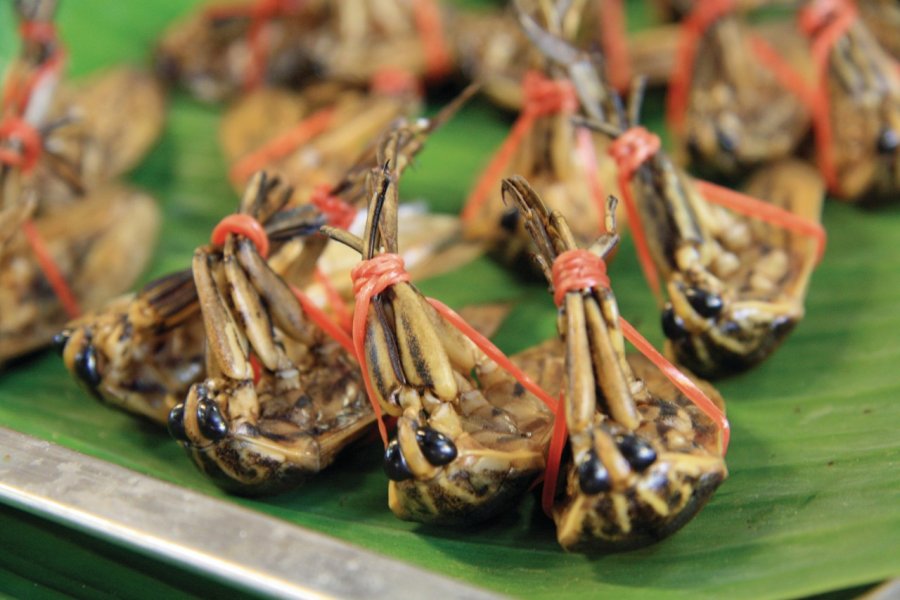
(1, 1, 899, 598)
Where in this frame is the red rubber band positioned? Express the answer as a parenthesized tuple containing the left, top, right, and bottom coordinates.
(598, 0, 633, 94)
(666, 0, 736, 134)
(694, 180, 827, 262)
(608, 126, 663, 300)
(350, 253, 558, 448)
(370, 67, 423, 97)
(461, 71, 591, 224)
(19, 21, 58, 45)
(211, 214, 270, 259)
(228, 106, 336, 185)
(541, 249, 730, 515)
(205, 0, 304, 91)
(310, 184, 357, 231)
(411, 0, 452, 80)
(540, 392, 568, 516)
(22, 220, 80, 319)
(291, 285, 355, 356)
(0, 117, 42, 173)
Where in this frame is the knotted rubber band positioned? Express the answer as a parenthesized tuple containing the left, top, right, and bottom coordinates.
(598, 0, 633, 94)
(462, 71, 603, 226)
(350, 253, 412, 446)
(608, 126, 663, 300)
(411, 0, 452, 80)
(228, 106, 336, 186)
(0, 117, 42, 173)
(350, 253, 558, 447)
(209, 213, 354, 360)
(666, 0, 736, 134)
(310, 183, 357, 231)
(609, 127, 828, 300)
(540, 249, 730, 516)
(370, 67, 423, 98)
(205, 0, 304, 91)
(211, 214, 270, 258)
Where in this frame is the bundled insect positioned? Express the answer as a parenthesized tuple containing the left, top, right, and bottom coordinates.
(324, 129, 555, 525)
(665, 0, 809, 175)
(1, 0, 163, 364)
(522, 16, 826, 378)
(155, 0, 323, 102)
(799, 0, 900, 201)
(220, 75, 422, 201)
(504, 176, 727, 552)
(461, 0, 616, 267)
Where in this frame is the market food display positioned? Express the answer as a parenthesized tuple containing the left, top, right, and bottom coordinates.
(3, 0, 899, 584)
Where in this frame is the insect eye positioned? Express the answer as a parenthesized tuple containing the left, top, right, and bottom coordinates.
(685, 287, 724, 318)
(661, 304, 688, 340)
(877, 127, 899, 155)
(383, 439, 414, 481)
(500, 207, 520, 232)
(577, 449, 611, 494)
(415, 427, 457, 466)
(616, 434, 657, 472)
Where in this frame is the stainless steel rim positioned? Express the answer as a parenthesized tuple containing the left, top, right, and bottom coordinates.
(0, 426, 503, 600)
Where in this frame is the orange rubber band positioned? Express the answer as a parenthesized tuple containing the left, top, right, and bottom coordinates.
(694, 180, 827, 262)
(666, 0, 736, 134)
(228, 106, 336, 186)
(210, 214, 270, 258)
(461, 71, 602, 225)
(598, 0, 633, 94)
(205, 0, 304, 90)
(370, 67, 423, 97)
(541, 249, 730, 515)
(608, 126, 663, 300)
(291, 284, 355, 355)
(411, 0, 452, 80)
(22, 220, 81, 319)
(350, 253, 558, 448)
(0, 117, 43, 173)
(19, 21, 58, 45)
(798, 0, 857, 195)
(310, 183, 356, 231)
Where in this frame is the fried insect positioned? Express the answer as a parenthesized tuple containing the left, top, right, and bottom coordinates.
(167, 173, 373, 495)
(667, 1, 809, 175)
(460, 1, 617, 266)
(525, 24, 825, 378)
(504, 176, 727, 552)
(299, 0, 454, 85)
(154, 0, 323, 102)
(220, 78, 422, 202)
(59, 270, 204, 424)
(802, 0, 900, 201)
(323, 137, 554, 525)
(1, 185, 160, 364)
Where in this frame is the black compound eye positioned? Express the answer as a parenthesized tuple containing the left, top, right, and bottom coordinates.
(74, 344, 101, 388)
(167, 404, 189, 442)
(383, 439, 414, 481)
(662, 304, 688, 340)
(415, 427, 457, 466)
(617, 434, 657, 472)
(716, 129, 737, 154)
(685, 287, 723, 318)
(500, 207, 520, 232)
(196, 398, 228, 441)
(577, 449, 611, 495)
(877, 127, 899, 155)
(52, 330, 71, 356)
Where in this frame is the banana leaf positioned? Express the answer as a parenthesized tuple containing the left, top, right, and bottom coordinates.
(0, 1, 898, 598)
